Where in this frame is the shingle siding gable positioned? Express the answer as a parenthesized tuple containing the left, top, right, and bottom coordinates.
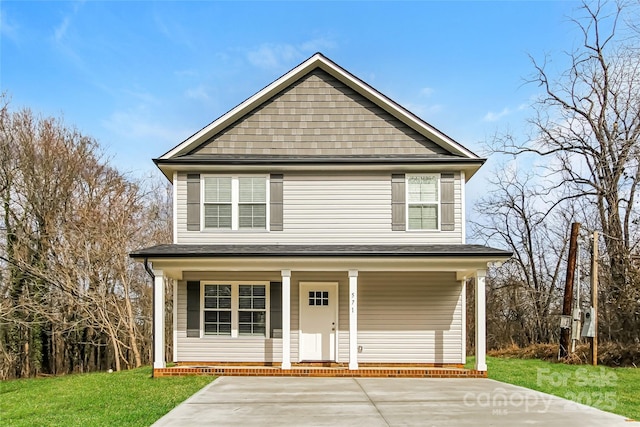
(190, 70, 449, 157)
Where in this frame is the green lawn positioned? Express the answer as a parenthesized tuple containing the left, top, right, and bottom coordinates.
(467, 356, 640, 421)
(0, 367, 214, 427)
(1, 359, 637, 426)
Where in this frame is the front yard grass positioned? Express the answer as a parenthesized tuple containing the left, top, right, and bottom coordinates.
(0, 367, 214, 426)
(467, 356, 639, 421)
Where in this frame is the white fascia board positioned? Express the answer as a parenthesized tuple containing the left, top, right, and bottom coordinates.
(160, 53, 479, 161)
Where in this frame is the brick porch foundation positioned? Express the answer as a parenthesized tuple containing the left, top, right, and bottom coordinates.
(153, 364, 487, 378)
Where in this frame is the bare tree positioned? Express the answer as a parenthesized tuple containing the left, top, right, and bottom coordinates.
(0, 94, 172, 379)
(488, 0, 640, 344)
(471, 165, 571, 347)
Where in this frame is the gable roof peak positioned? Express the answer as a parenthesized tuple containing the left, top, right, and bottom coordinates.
(160, 53, 479, 161)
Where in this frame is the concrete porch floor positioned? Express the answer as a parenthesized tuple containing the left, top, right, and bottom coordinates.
(153, 364, 486, 378)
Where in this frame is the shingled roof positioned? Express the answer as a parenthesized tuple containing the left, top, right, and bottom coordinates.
(130, 244, 512, 259)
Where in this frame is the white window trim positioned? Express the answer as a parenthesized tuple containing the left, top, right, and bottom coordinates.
(201, 175, 270, 231)
(200, 281, 270, 339)
(406, 173, 441, 231)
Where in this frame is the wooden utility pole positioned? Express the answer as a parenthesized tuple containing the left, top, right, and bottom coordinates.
(591, 231, 598, 365)
(559, 222, 581, 359)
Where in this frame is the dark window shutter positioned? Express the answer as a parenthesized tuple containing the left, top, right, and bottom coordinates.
(186, 281, 200, 337)
(186, 174, 200, 231)
(391, 174, 406, 231)
(270, 174, 283, 231)
(269, 282, 282, 338)
(440, 172, 455, 231)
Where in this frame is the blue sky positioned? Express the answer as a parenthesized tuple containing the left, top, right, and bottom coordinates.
(1, 1, 583, 191)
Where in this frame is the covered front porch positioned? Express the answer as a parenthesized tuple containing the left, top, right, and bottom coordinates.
(130, 244, 511, 377)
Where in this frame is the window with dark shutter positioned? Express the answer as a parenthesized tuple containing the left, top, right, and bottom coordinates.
(186, 281, 200, 337)
(269, 282, 282, 338)
(270, 174, 283, 231)
(391, 173, 406, 231)
(186, 174, 201, 231)
(440, 172, 455, 231)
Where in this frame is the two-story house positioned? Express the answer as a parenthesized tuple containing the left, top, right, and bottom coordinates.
(131, 53, 511, 377)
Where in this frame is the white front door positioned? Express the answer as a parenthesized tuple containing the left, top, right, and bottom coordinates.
(299, 282, 338, 361)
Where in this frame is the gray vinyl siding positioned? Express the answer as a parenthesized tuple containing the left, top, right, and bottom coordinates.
(174, 271, 462, 364)
(175, 172, 463, 244)
(357, 272, 463, 364)
(190, 70, 447, 157)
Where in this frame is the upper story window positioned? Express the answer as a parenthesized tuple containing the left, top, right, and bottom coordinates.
(407, 174, 439, 230)
(203, 177, 232, 228)
(202, 176, 267, 230)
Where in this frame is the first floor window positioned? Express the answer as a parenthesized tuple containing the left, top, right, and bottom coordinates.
(407, 174, 439, 230)
(202, 282, 268, 337)
(239, 285, 266, 336)
(203, 284, 232, 335)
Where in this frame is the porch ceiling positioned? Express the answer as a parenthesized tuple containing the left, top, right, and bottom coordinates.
(130, 244, 512, 280)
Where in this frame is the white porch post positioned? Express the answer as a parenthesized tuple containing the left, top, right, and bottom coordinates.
(475, 270, 487, 372)
(172, 279, 178, 363)
(153, 269, 165, 369)
(349, 270, 358, 370)
(461, 278, 466, 364)
(281, 270, 291, 370)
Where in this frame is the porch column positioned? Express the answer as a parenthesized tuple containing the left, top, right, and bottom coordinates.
(153, 269, 165, 369)
(460, 277, 466, 363)
(172, 279, 178, 362)
(349, 270, 358, 370)
(281, 270, 291, 370)
(475, 270, 487, 371)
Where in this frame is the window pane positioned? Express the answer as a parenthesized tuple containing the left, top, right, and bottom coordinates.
(239, 324, 252, 335)
(219, 311, 231, 323)
(409, 205, 438, 230)
(204, 204, 232, 229)
(408, 175, 438, 203)
(219, 285, 231, 296)
(204, 324, 217, 334)
(253, 312, 265, 323)
(239, 297, 251, 309)
(204, 177, 232, 203)
(239, 205, 266, 229)
(204, 298, 217, 309)
(204, 286, 217, 297)
(239, 285, 252, 296)
(253, 286, 265, 296)
(219, 297, 231, 309)
(239, 177, 266, 203)
(239, 311, 252, 323)
(204, 311, 218, 322)
(219, 323, 231, 334)
(253, 298, 265, 309)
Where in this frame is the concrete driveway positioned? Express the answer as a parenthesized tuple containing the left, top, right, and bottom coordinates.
(153, 377, 635, 426)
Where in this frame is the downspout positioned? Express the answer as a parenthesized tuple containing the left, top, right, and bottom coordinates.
(143, 258, 156, 377)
